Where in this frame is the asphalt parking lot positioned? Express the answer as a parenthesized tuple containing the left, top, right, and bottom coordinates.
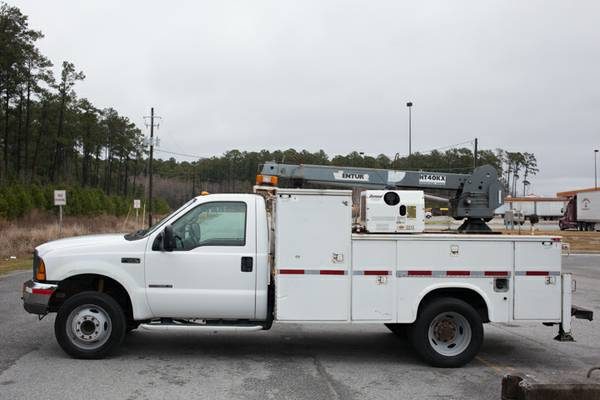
(1, 254, 599, 400)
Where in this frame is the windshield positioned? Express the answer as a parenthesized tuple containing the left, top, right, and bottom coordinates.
(124, 198, 197, 240)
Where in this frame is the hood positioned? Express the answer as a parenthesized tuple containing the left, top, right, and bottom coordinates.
(36, 233, 127, 257)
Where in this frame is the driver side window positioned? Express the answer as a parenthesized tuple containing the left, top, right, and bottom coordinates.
(171, 201, 247, 250)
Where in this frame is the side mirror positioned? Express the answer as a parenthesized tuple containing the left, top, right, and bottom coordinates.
(162, 225, 176, 252)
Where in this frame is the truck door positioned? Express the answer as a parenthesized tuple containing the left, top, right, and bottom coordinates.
(144, 199, 256, 319)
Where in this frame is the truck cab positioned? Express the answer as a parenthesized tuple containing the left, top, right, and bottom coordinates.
(141, 194, 270, 320)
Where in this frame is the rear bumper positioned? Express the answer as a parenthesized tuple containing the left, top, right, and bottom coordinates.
(22, 280, 57, 315)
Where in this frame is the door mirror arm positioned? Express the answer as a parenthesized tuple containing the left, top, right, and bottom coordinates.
(152, 234, 162, 251)
(162, 225, 176, 252)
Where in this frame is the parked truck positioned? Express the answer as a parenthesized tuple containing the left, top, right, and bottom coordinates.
(22, 185, 592, 367)
(495, 197, 567, 221)
(558, 188, 600, 231)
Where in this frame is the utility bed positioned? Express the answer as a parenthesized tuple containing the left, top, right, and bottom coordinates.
(273, 189, 565, 326)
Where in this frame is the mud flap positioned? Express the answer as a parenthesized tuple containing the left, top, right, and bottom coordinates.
(572, 305, 594, 321)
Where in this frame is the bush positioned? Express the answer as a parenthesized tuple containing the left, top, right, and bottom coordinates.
(153, 198, 170, 215)
(30, 185, 47, 209)
(0, 192, 8, 219)
(0, 184, 170, 220)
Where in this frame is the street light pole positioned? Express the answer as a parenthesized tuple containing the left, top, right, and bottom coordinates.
(406, 102, 413, 156)
(595, 149, 599, 189)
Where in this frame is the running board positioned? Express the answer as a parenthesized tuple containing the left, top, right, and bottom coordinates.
(139, 323, 264, 332)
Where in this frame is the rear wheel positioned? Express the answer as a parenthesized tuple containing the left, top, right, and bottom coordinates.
(55, 291, 126, 359)
(409, 297, 483, 368)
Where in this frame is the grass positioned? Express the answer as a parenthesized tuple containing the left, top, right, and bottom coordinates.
(500, 229, 600, 253)
(0, 257, 32, 276)
(427, 216, 600, 253)
(0, 211, 142, 263)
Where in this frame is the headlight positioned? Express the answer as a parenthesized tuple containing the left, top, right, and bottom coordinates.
(33, 252, 46, 282)
(36, 259, 46, 281)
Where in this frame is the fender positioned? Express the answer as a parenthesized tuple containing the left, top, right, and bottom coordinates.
(407, 282, 495, 324)
(50, 259, 153, 320)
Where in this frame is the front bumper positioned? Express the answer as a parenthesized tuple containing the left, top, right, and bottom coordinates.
(22, 280, 57, 315)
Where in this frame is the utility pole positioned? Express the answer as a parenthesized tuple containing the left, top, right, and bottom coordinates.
(595, 149, 598, 189)
(473, 138, 478, 170)
(406, 102, 413, 156)
(144, 108, 161, 228)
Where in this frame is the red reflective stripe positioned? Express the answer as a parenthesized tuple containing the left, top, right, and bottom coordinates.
(279, 269, 304, 275)
(408, 270, 432, 276)
(485, 271, 509, 277)
(320, 270, 345, 275)
(526, 271, 549, 276)
(552, 237, 561, 242)
(447, 271, 470, 276)
(31, 288, 53, 295)
(364, 270, 390, 276)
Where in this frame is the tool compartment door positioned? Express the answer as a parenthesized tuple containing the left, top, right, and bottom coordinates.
(513, 240, 562, 320)
(351, 240, 395, 321)
(274, 189, 352, 321)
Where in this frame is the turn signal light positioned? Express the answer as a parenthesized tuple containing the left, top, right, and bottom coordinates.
(256, 174, 278, 186)
(36, 259, 46, 281)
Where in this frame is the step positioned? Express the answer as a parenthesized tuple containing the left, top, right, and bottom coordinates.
(139, 322, 264, 332)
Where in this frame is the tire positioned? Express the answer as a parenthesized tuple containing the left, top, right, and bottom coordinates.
(409, 297, 483, 368)
(384, 323, 409, 338)
(54, 291, 126, 359)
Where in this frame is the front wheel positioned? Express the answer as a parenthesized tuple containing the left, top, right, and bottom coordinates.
(409, 297, 483, 368)
(55, 291, 126, 359)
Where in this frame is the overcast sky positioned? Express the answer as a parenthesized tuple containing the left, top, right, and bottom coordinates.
(11, 0, 600, 195)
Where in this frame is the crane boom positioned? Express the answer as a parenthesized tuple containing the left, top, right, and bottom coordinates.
(258, 162, 505, 232)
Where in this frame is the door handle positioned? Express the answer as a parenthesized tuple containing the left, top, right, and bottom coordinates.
(241, 257, 253, 272)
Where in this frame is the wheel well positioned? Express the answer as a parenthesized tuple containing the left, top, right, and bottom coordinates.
(418, 288, 489, 323)
(49, 274, 133, 321)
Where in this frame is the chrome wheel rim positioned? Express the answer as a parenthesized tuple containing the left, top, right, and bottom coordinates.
(428, 311, 472, 357)
(66, 304, 112, 350)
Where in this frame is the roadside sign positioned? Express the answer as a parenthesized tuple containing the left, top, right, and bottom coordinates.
(54, 190, 66, 235)
(54, 190, 66, 206)
(133, 199, 141, 209)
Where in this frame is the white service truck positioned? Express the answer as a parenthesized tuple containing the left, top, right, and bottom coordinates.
(22, 187, 592, 367)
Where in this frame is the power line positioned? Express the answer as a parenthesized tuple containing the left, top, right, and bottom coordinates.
(155, 148, 207, 159)
(158, 127, 195, 159)
(418, 139, 476, 155)
(394, 138, 477, 161)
